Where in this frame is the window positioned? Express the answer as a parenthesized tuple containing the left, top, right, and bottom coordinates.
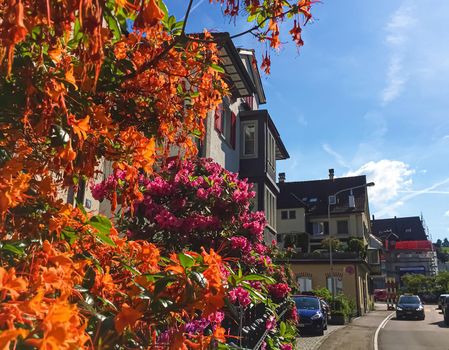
(281, 210, 296, 220)
(264, 186, 276, 229)
(297, 277, 313, 292)
(326, 276, 343, 295)
(214, 97, 236, 149)
(266, 130, 276, 171)
(337, 220, 349, 234)
(312, 222, 328, 236)
(242, 121, 257, 157)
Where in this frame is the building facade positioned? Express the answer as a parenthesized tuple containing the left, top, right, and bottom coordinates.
(275, 170, 380, 315)
(371, 216, 438, 287)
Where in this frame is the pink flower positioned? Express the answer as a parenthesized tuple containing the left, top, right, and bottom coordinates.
(208, 311, 225, 325)
(280, 344, 293, 350)
(230, 236, 251, 253)
(267, 283, 291, 299)
(229, 286, 251, 308)
(196, 188, 208, 200)
(266, 315, 276, 330)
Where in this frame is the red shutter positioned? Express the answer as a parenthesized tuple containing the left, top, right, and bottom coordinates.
(214, 104, 223, 133)
(230, 112, 236, 149)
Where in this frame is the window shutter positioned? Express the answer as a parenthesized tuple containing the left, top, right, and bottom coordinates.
(230, 112, 236, 149)
(214, 104, 223, 133)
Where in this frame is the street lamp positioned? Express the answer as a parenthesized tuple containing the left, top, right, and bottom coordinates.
(327, 182, 375, 300)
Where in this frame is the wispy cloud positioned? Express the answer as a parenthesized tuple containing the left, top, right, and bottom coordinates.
(399, 190, 449, 195)
(322, 144, 350, 168)
(380, 2, 416, 105)
(375, 177, 449, 217)
(346, 160, 414, 211)
(381, 55, 407, 105)
(445, 210, 449, 217)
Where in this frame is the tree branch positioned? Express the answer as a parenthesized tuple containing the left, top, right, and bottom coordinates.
(181, 0, 195, 35)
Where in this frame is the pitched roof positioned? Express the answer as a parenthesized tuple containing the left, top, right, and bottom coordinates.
(371, 216, 428, 241)
(278, 175, 368, 215)
(210, 33, 256, 98)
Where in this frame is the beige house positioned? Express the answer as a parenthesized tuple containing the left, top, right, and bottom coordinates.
(276, 170, 380, 316)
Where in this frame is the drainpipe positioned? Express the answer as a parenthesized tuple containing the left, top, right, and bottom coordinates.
(354, 264, 361, 317)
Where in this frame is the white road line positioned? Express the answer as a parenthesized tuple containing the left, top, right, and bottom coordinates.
(373, 312, 395, 350)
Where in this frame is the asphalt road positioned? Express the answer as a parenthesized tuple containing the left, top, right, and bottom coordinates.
(379, 304, 449, 350)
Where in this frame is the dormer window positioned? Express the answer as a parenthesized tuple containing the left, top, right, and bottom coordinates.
(241, 121, 257, 158)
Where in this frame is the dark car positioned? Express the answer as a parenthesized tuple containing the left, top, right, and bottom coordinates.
(293, 295, 328, 335)
(396, 295, 425, 320)
(443, 300, 449, 325)
(438, 294, 449, 309)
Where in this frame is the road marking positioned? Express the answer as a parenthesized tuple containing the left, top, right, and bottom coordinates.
(373, 312, 395, 350)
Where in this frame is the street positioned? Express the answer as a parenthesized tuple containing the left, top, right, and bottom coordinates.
(305, 304, 449, 350)
(379, 304, 449, 350)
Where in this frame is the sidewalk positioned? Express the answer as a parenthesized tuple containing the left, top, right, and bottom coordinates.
(316, 306, 392, 350)
(295, 324, 345, 350)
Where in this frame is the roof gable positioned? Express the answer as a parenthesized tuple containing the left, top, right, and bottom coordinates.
(371, 216, 427, 241)
(278, 175, 368, 215)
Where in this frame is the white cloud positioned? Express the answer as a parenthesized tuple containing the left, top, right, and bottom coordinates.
(445, 210, 449, 217)
(345, 160, 415, 211)
(375, 177, 449, 217)
(380, 2, 416, 105)
(322, 144, 350, 169)
(381, 55, 407, 105)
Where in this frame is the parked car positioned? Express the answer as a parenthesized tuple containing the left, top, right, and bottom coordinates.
(396, 295, 425, 320)
(443, 298, 449, 325)
(293, 295, 328, 336)
(438, 294, 449, 309)
(373, 289, 388, 302)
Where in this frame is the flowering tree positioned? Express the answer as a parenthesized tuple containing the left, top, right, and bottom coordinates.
(0, 0, 314, 348)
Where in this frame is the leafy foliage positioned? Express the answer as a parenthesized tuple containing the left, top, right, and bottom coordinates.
(0, 0, 315, 347)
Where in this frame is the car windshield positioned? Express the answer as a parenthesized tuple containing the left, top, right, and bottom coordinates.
(294, 297, 320, 310)
(399, 296, 420, 304)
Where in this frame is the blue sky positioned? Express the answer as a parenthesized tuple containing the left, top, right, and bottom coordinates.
(168, 0, 449, 241)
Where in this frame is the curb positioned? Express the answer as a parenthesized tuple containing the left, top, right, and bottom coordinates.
(295, 324, 348, 350)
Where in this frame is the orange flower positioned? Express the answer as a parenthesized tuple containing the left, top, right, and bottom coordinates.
(213, 327, 226, 342)
(68, 114, 90, 143)
(0, 267, 27, 300)
(261, 53, 271, 75)
(135, 0, 165, 28)
(58, 140, 77, 162)
(115, 303, 143, 334)
(0, 328, 29, 350)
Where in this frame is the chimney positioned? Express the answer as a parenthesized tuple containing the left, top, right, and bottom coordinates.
(328, 168, 334, 180)
(372, 214, 375, 221)
(278, 172, 286, 183)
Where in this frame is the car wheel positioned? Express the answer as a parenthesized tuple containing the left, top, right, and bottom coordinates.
(420, 315, 425, 320)
(316, 327, 324, 336)
(444, 315, 449, 325)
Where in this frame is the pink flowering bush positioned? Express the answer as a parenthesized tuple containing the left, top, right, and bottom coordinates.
(92, 158, 298, 348)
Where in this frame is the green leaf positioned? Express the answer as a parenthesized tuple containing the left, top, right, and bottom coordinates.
(279, 321, 286, 337)
(178, 252, 195, 269)
(105, 10, 121, 42)
(1, 243, 24, 256)
(96, 232, 116, 247)
(89, 215, 112, 234)
(210, 64, 225, 74)
(242, 274, 275, 283)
